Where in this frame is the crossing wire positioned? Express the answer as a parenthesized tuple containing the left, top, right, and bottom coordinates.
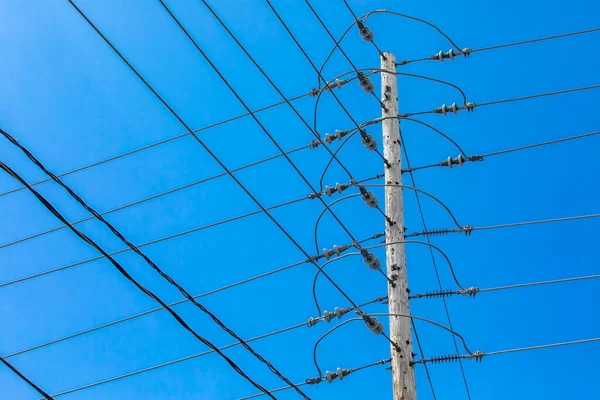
(0, 160, 276, 399)
(398, 131, 473, 399)
(4, 232, 384, 360)
(68, 0, 360, 336)
(0, 356, 53, 400)
(27, 297, 386, 398)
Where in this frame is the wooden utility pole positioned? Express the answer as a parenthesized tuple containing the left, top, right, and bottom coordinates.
(381, 52, 416, 400)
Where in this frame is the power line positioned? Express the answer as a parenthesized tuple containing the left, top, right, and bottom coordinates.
(0, 159, 276, 399)
(34, 297, 385, 398)
(69, 0, 361, 334)
(410, 273, 600, 300)
(0, 356, 53, 400)
(0, 173, 381, 289)
(4, 231, 384, 360)
(0, 143, 312, 251)
(476, 84, 600, 108)
(398, 132, 473, 398)
(1, 127, 310, 398)
(415, 337, 600, 365)
(405, 130, 600, 173)
(472, 213, 600, 232)
(398, 26, 600, 65)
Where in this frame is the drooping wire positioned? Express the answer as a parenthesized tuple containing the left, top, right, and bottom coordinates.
(0, 159, 275, 399)
(339, 0, 386, 57)
(312, 314, 473, 377)
(0, 356, 54, 400)
(303, 0, 387, 110)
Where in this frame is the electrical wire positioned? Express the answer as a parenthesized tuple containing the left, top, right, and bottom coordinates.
(406, 130, 600, 173)
(313, 193, 361, 255)
(0, 172, 383, 289)
(0, 143, 312, 251)
(416, 338, 600, 365)
(411, 273, 600, 300)
(340, 0, 386, 57)
(71, 0, 362, 336)
(400, 117, 467, 156)
(0, 356, 53, 400)
(411, 320, 437, 399)
(264, 0, 387, 160)
(0, 159, 275, 399)
(312, 313, 472, 377)
(238, 358, 391, 400)
(360, 183, 464, 228)
(303, 0, 387, 110)
(477, 85, 600, 108)
(4, 231, 384, 360)
(398, 132, 473, 398)
(471, 213, 600, 232)
(0, 195, 309, 289)
(470, 27, 600, 54)
(4, 125, 311, 397)
(35, 297, 384, 398)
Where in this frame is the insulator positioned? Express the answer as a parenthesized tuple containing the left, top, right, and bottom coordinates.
(428, 354, 463, 364)
(425, 228, 455, 236)
(361, 191, 378, 208)
(363, 251, 376, 265)
(323, 307, 345, 322)
(365, 316, 383, 334)
(361, 134, 377, 151)
(359, 76, 374, 93)
(359, 26, 374, 42)
(325, 133, 336, 144)
(422, 290, 456, 299)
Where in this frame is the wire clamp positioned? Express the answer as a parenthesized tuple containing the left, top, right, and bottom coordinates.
(309, 139, 321, 149)
(305, 376, 322, 385)
(307, 317, 321, 327)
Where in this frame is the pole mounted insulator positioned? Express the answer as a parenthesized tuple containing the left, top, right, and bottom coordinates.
(361, 134, 378, 151)
(324, 182, 350, 197)
(359, 26, 374, 42)
(322, 244, 350, 260)
(361, 190, 379, 208)
(326, 367, 351, 383)
(364, 316, 384, 334)
(433, 101, 476, 115)
(323, 307, 350, 322)
(357, 72, 375, 94)
(325, 129, 350, 144)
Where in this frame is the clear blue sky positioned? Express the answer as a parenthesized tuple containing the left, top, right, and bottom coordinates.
(1, 0, 599, 399)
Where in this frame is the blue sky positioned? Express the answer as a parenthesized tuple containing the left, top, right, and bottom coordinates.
(1, 0, 599, 399)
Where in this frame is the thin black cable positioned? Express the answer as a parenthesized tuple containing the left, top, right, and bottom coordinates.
(0, 143, 311, 251)
(0, 196, 308, 289)
(303, 0, 387, 110)
(405, 130, 600, 173)
(411, 320, 437, 399)
(30, 296, 385, 399)
(0, 127, 308, 398)
(162, 1, 361, 261)
(264, 1, 386, 157)
(0, 160, 275, 399)
(0, 173, 383, 289)
(69, 0, 359, 329)
(0, 356, 53, 400)
(339, 1, 386, 57)
(398, 132, 472, 398)
(400, 117, 467, 156)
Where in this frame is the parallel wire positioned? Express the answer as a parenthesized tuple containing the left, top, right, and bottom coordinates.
(398, 131, 473, 398)
(0, 143, 311, 250)
(168, 0, 362, 259)
(3, 25, 595, 201)
(0, 128, 305, 398)
(476, 85, 600, 108)
(4, 231, 384, 360)
(471, 213, 600, 232)
(406, 130, 600, 173)
(340, 0, 386, 57)
(0, 356, 53, 400)
(71, 0, 360, 340)
(411, 273, 600, 300)
(264, 0, 387, 163)
(0, 174, 381, 289)
(0, 160, 275, 398)
(35, 297, 384, 398)
(303, 0, 387, 109)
